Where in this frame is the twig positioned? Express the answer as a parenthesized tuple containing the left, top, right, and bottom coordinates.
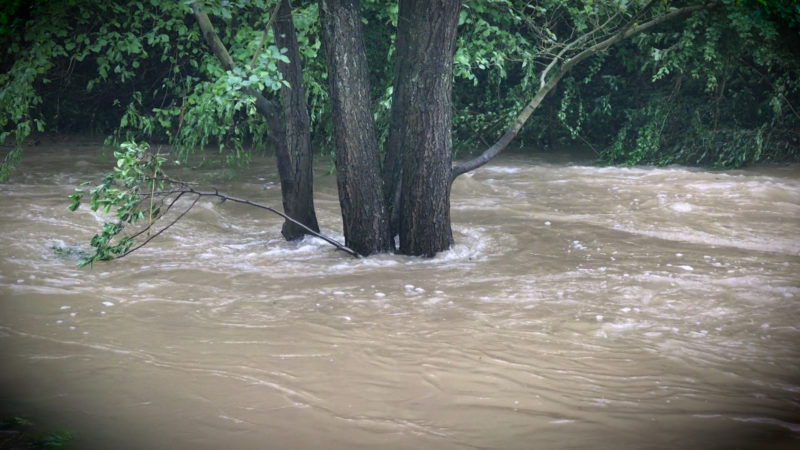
(121, 186, 359, 258)
(122, 192, 197, 257)
(127, 190, 188, 241)
(249, 0, 283, 71)
(187, 188, 359, 257)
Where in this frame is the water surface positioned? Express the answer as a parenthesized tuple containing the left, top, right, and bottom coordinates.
(1, 143, 798, 448)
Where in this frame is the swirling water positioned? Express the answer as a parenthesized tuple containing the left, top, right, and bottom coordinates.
(1, 143, 798, 449)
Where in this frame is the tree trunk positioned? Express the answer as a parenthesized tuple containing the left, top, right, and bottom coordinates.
(192, 1, 319, 241)
(385, 0, 460, 256)
(273, 0, 320, 240)
(318, 0, 392, 256)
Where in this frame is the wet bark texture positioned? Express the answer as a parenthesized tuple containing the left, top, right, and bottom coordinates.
(386, 0, 460, 256)
(193, 1, 319, 241)
(273, 0, 320, 239)
(319, 0, 392, 256)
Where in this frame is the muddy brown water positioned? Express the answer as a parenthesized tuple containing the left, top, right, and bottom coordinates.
(1, 143, 798, 449)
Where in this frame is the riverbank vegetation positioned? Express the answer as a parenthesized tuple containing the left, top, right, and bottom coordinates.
(3, 0, 796, 171)
(0, 416, 72, 449)
(2, 0, 798, 257)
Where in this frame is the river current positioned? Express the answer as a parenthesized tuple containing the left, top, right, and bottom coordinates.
(1, 142, 798, 449)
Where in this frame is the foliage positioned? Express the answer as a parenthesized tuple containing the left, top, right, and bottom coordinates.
(0, 0, 52, 181)
(452, 0, 542, 153)
(1, 0, 798, 182)
(448, 0, 800, 167)
(1, 416, 73, 449)
(0, 0, 293, 181)
(50, 244, 91, 261)
(68, 141, 166, 266)
(450, 0, 669, 154)
(594, 0, 800, 167)
(30, 430, 74, 449)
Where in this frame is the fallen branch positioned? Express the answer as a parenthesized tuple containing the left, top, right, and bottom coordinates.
(71, 142, 359, 266)
(187, 188, 359, 257)
(122, 187, 359, 259)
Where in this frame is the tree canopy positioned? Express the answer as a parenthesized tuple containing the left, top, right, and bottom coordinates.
(2, 0, 798, 176)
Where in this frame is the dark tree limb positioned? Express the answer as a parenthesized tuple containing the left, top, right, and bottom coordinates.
(451, 1, 718, 181)
(121, 187, 359, 259)
(387, 0, 460, 256)
(188, 188, 357, 257)
(191, 1, 319, 240)
(318, 0, 393, 256)
(273, 0, 320, 240)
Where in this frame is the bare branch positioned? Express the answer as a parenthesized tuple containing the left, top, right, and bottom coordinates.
(249, 0, 283, 70)
(186, 188, 360, 257)
(116, 186, 359, 260)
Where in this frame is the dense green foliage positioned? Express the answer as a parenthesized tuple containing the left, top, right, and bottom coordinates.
(1, 416, 73, 449)
(594, 1, 800, 167)
(447, 0, 800, 167)
(0, 0, 292, 177)
(67, 141, 166, 266)
(1, 0, 798, 180)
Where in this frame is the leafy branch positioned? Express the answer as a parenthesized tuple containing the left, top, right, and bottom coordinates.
(68, 141, 357, 266)
(451, 1, 719, 179)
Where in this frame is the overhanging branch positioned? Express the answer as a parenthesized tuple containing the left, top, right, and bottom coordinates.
(451, 1, 718, 180)
(190, 2, 283, 121)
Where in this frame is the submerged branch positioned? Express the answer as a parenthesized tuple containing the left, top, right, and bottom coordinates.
(186, 188, 359, 257)
(118, 188, 359, 259)
(72, 142, 350, 267)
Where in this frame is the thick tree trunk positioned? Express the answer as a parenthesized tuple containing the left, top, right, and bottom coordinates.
(385, 0, 460, 256)
(273, 0, 320, 240)
(318, 0, 392, 255)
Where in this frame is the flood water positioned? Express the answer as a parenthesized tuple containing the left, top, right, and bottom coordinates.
(1, 142, 799, 449)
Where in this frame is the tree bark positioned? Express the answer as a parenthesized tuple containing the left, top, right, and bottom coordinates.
(385, 0, 460, 256)
(273, 0, 320, 239)
(318, 0, 392, 256)
(192, 1, 319, 241)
